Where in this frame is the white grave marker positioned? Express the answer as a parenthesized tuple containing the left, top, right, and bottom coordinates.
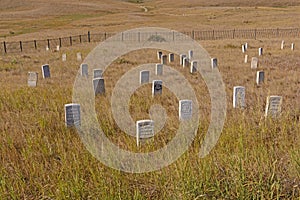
(291, 43, 295, 51)
(41, 64, 50, 78)
(28, 72, 38, 87)
(233, 86, 246, 108)
(161, 55, 167, 65)
(152, 80, 162, 96)
(169, 53, 174, 62)
(183, 57, 189, 68)
(211, 58, 218, 69)
(245, 43, 248, 50)
(190, 61, 197, 74)
(242, 45, 246, 53)
(156, 64, 163, 75)
(46, 46, 49, 51)
(157, 51, 163, 60)
(244, 55, 248, 63)
(188, 50, 193, 59)
(56, 45, 60, 51)
(80, 63, 88, 77)
(179, 100, 193, 120)
(180, 54, 186, 66)
(93, 69, 103, 78)
(258, 48, 263, 56)
(140, 70, 150, 84)
(65, 103, 81, 127)
(256, 71, 265, 85)
(281, 40, 285, 50)
(62, 53, 67, 62)
(93, 78, 105, 95)
(265, 96, 283, 118)
(77, 52, 82, 61)
(136, 120, 154, 147)
(251, 57, 259, 69)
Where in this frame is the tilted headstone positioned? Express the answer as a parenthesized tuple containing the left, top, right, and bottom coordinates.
(251, 57, 259, 69)
(140, 70, 150, 84)
(136, 120, 154, 147)
(242, 45, 246, 53)
(258, 48, 263, 56)
(256, 71, 265, 85)
(169, 53, 174, 62)
(244, 55, 248, 63)
(233, 86, 246, 108)
(157, 51, 163, 60)
(152, 80, 162, 96)
(62, 53, 67, 62)
(188, 50, 193, 59)
(179, 100, 193, 120)
(161, 55, 167, 65)
(77, 52, 82, 61)
(190, 61, 197, 74)
(80, 63, 88, 77)
(65, 103, 81, 127)
(183, 57, 189, 68)
(93, 78, 105, 95)
(28, 72, 38, 87)
(291, 43, 295, 51)
(156, 64, 163, 75)
(180, 54, 186, 66)
(93, 69, 103, 78)
(211, 58, 218, 69)
(41, 64, 50, 78)
(281, 40, 285, 50)
(265, 96, 282, 118)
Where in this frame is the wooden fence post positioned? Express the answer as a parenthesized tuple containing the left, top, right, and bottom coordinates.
(88, 31, 91, 43)
(19, 41, 22, 52)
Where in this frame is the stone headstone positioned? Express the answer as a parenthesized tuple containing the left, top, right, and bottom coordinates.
(188, 50, 193, 59)
(80, 63, 88, 77)
(140, 70, 150, 84)
(77, 52, 82, 61)
(244, 55, 248, 63)
(211, 58, 218, 69)
(46, 46, 49, 51)
(251, 57, 259, 69)
(28, 72, 38, 87)
(93, 69, 103, 78)
(156, 64, 163, 75)
(233, 86, 246, 108)
(245, 43, 248, 50)
(161, 55, 167, 65)
(242, 45, 246, 53)
(258, 48, 263, 56)
(93, 78, 105, 95)
(256, 71, 265, 85)
(157, 51, 163, 60)
(62, 53, 67, 62)
(179, 100, 193, 120)
(41, 64, 50, 78)
(169, 53, 174, 62)
(180, 54, 186, 66)
(136, 120, 154, 147)
(190, 61, 197, 74)
(183, 57, 189, 68)
(281, 40, 285, 50)
(291, 43, 295, 51)
(265, 96, 282, 118)
(152, 80, 162, 96)
(65, 103, 81, 127)
(56, 45, 60, 51)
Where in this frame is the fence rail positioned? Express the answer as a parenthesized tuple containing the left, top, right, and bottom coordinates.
(1, 28, 299, 54)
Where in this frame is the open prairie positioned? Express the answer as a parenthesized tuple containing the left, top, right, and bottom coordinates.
(0, 0, 299, 199)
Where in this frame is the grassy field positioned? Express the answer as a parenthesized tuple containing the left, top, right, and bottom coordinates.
(0, 0, 300, 199)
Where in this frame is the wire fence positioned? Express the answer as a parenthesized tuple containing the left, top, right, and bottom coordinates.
(1, 28, 299, 54)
